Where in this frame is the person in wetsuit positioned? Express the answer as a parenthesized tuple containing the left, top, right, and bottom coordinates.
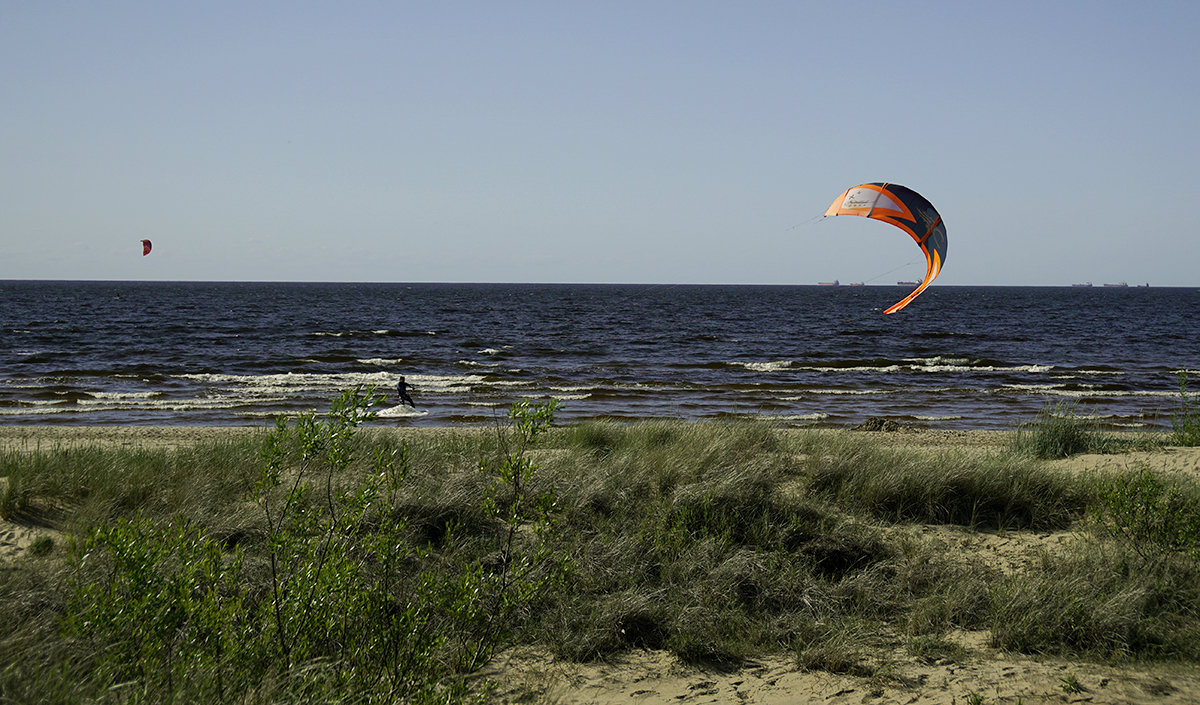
(396, 376, 417, 408)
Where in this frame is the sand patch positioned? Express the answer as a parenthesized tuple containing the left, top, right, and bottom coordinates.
(488, 646, 1200, 704)
(1048, 445, 1200, 478)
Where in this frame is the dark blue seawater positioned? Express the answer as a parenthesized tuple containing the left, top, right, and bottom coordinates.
(2, 281, 1197, 430)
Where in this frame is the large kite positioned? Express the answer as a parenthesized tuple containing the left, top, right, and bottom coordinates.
(824, 182, 946, 314)
(141, 239, 152, 256)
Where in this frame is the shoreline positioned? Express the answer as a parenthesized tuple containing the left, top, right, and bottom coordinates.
(0, 423, 1023, 451)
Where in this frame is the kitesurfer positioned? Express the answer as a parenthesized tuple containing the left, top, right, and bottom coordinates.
(396, 376, 417, 408)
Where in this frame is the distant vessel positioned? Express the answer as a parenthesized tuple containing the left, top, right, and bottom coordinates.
(897, 281, 919, 286)
(1137, 283, 1150, 287)
(817, 280, 840, 286)
(847, 282, 864, 287)
(1104, 282, 1128, 287)
(1072, 282, 1092, 287)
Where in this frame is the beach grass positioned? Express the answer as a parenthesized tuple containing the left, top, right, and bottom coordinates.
(1172, 371, 1200, 446)
(1009, 401, 1167, 459)
(2, 396, 1199, 703)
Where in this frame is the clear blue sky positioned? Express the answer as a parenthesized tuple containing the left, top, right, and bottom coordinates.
(3, 1, 1197, 286)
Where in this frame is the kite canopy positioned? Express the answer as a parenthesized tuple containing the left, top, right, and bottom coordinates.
(824, 182, 946, 314)
(141, 239, 152, 256)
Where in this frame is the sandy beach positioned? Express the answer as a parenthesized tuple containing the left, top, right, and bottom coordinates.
(4, 424, 1200, 704)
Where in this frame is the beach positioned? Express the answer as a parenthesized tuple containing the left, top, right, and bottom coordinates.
(5, 424, 1200, 704)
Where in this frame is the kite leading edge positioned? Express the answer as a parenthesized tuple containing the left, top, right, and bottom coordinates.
(824, 182, 946, 314)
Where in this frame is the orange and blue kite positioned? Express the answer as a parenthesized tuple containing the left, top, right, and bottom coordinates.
(824, 182, 947, 314)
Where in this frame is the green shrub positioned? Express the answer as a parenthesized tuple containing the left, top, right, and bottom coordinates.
(48, 389, 568, 704)
(1090, 465, 1200, 559)
(1172, 371, 1200, 446)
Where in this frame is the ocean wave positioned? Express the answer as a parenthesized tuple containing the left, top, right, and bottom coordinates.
(310, 329, 436, 338)
(736, 361, 792, 372)
(176, 371, 486, 394)
(521, 393, 590, 401)
(456, 360, 502, 368)
(904, 356, 976, 367)
(4, 399, 71, 408)
(792, 361, 1055, 375)
(87, 391, 161, 400)
(795, 364, 903, 374)
(1000, 384, 1175, 398)
(0, 406, 68, 416)
(758, 412, 830, 422)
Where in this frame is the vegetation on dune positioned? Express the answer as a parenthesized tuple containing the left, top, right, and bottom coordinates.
(1173, 370, 1200, 447)
(2, 392, 1200, 703)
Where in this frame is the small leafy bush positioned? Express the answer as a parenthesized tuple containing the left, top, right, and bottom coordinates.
(1090, 465, 1200, 560)
(57, 388, 568, 704)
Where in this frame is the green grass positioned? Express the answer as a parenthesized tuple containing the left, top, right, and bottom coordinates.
(2, 399, 1199, 703)
(1172, 370, 1200, 446)
(803, 433, 1087, 529)
(1010, 402, 1110, 459)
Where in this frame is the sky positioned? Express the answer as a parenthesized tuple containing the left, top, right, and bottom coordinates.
(3, 1, 1197, 286)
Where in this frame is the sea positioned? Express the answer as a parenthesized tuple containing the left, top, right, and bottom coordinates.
(2, 281, 1197, 431)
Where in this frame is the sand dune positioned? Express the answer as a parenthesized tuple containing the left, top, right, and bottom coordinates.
(5, 425, 1200, 703)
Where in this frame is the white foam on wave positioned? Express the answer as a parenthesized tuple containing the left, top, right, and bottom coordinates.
(87, 391, 161, 400)
(916, 363, 1054, 374)
(359, 358, 406, 367)
(376, 405, 429, 418)
(758, 412, 830, 422)
(171, 371, 488, 399)
(0, 406, 66, 416)
(906, 356, 975, 367)
(795, 361, 1054, 375)
(737, 361, 792, 372)
(312, 329, 435, 337)
(796, 364, 903, 374)
(1000, 384, 1174, 398)
(11, 399, 70, 407)
(485, 379, 538, 388)
(2, 395, 292, 415)
(457, 360, 502, 368)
